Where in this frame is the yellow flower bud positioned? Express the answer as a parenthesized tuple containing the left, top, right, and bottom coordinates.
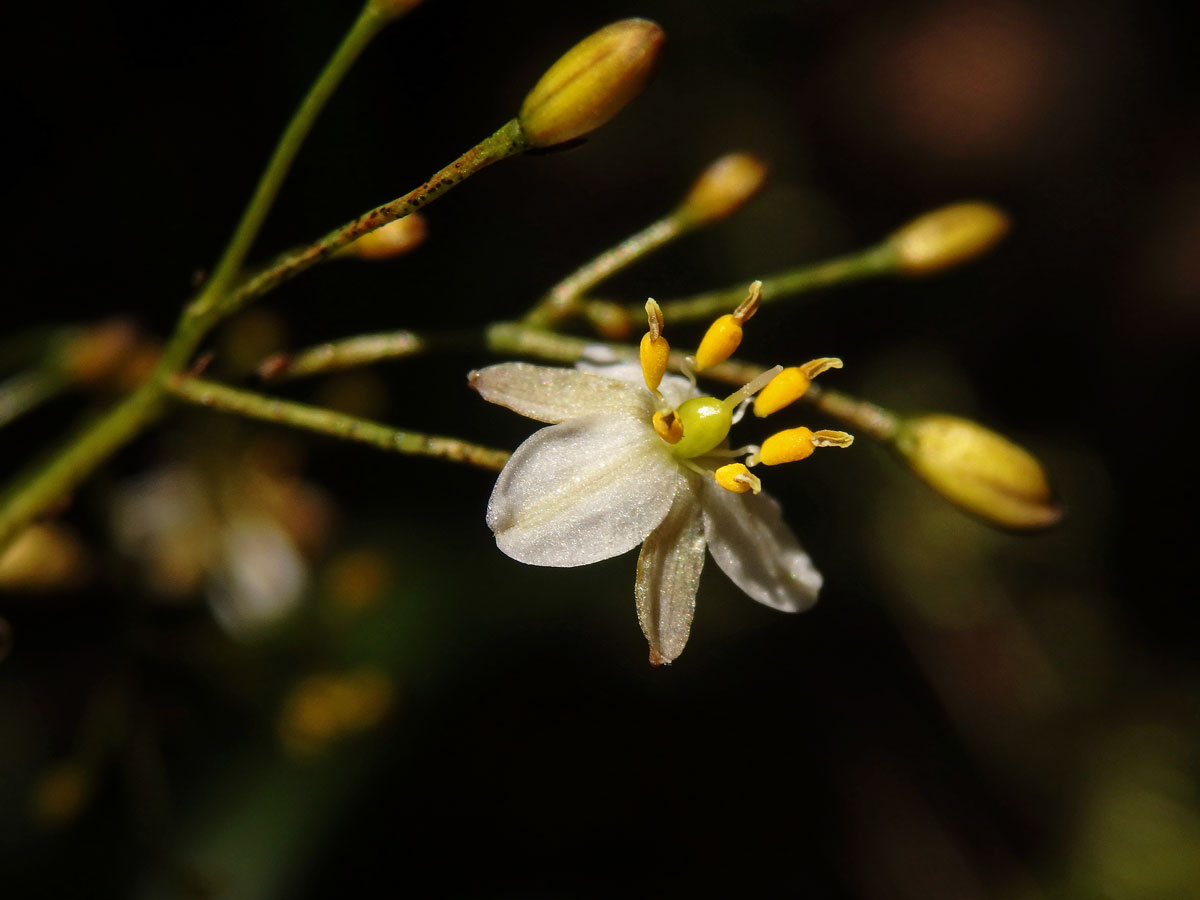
(678, 153, 768, 226)
(892, 414, 1061, 530)
(584, 300, 635, 340)
(518, 19, 666, 149)
(342, 214, 427, 260)
(886, 202, 1010, 276)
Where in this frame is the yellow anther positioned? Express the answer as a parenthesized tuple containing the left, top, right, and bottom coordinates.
(652, 410, 684, 444)
(639, 298, 670, 391)
(694, 315, 742, 371)
(732, 280, 762, 324)
(758, 427, 851, 464)
(715, 463, 761, 494)
(811, 429, 854, 448)
(759, 427, 815, 465)
(693, 281, 762, 371)
(753, 357, 843, 417)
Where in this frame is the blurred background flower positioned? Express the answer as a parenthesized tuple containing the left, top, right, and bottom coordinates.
(1, 0, 1195, 896)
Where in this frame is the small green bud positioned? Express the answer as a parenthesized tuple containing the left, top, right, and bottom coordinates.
(677, 153, 768, 226)
(886, 202, 1010, 276)
(892, 414, 1061, 530)
(518, 19, 666, 149)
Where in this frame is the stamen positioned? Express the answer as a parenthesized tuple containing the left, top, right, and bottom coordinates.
(753, 357, 843, 418)
(732, 280, 762, 324)
(639, 298, 670, 393)
(715, 463, 762, 494)
(693, 281, 762, 371)
(680, 356, 698, 389)
(754, 426, 854, 465)
(652, 410, 684, 444)
(811, 429, 855, 448)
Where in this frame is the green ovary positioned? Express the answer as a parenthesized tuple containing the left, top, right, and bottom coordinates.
(668, 396, 732, 458)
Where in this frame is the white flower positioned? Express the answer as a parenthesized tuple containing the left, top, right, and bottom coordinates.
(470, 357, 826, 664)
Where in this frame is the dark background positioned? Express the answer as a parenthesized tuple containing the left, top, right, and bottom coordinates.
(2, 0, 1197, 897)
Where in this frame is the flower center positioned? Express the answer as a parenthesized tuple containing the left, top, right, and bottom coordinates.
(667, 396, 732, 458)
(636, 290, 854, 493)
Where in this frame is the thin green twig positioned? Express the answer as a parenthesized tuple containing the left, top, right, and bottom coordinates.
(525, 215, 685, 327)
(259, 331, 427, 381)
(200, 3, 394, 304)
(0, 34, 526, 552)
(643, 244, 897, 323)
(168, 376, 510, 471)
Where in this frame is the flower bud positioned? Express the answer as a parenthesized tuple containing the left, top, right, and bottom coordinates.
(886, 202, 1010, 276)
(892, 414, 1060, 530)
(342, 214, 427, 261)
(677, 153, 768, 226)
(518, 19, 665, 149)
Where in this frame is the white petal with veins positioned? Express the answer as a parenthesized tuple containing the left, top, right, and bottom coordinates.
(635, 479, 706, 664)
(469, 363, 653, 424)
(700, 482, 822, 612)
(487, 412, 682, 566)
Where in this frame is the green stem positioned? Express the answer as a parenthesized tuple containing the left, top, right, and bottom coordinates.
(202, 3, 391, 302)
(647, 243, 897, 323)
(802, 383, 899, 442)
(168, 376, 510, 471)
(1, 79, 526, 550)
(212, 119, 528, 319)
(259, 330, 427, 381)
(525, 213, 686, 327)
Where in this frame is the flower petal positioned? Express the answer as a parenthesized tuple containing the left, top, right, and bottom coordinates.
(700, 483, 821, 612)
(635, 480, 706, 665)
(469, 362, 653, 424)
(575, 356, 695, 408)
(487, 412, 682, 566)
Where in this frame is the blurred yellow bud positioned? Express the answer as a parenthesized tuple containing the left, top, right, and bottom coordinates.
(678, 153, 768, 226)
(342, 214, 427, 261)
(278, 666, 395, 756)
(676, 153, 768, 226)
(0, 523, 89, 590)
(886, 202, 1010, 276)
(60, 320, 139, 385)
(32, 762, 91, 828)
(892, 414, 1061, 530)
(518, 19, 665, 148)
(584, 300, 635, 340)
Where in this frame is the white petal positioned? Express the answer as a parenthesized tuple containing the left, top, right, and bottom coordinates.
(575, 357, 695, 408)
(469, 362, 653, 424)
(700, 482, 822, 612)
(487, 412, 683, 566)
(635, 481, 706, 665)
